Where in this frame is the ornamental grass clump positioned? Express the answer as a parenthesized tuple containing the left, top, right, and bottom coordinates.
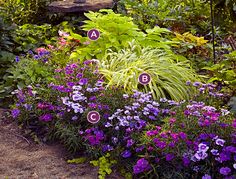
(99, 42, 200, 101)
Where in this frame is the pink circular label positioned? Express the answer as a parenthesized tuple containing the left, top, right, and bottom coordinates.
(87, 29, 100, 41)
(87, 111, 100, 124)
(138, 73, 151, 85)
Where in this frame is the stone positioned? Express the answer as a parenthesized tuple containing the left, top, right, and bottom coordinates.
(48, 0, 114, 13)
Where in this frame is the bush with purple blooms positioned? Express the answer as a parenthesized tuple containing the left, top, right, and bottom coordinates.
(11, 59, 236, 178)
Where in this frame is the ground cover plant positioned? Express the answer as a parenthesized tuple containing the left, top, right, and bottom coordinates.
(0, 0, 236, 178)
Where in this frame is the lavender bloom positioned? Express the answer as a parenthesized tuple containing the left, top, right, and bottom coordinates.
(193, 82, 201, 87)
(198, 143, 209, 152)
(11, 109, 20, 118)
(216, 138, 225, 146)
(186, 81, 191, 85)
(71, 116, 78, 121)
(210, 149, 219, 156)
(194, 151, 208, 160)
(219, 167, 231, 176)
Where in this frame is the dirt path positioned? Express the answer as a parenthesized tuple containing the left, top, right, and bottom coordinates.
(0, 109, 98, 179)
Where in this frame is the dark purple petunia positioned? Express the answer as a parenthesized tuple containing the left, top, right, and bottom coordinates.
(133, 158, 151, 174)
(121, 150, 132, 158)
(39, 114, 53, 122)
(166, 153, 175, 161)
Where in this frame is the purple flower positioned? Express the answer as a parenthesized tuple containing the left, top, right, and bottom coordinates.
(33, 55, 40, 59)
(135, 146, 145, 152)
(102, 144, 113, 152)
(198, 143, 209, 152)
(182, 156, 190, 167)
(216, 138, 225, 146)
(133, 158, 151, 174)
(89, 96, 97, 101)
(121, 150, 131, 158)
(202, 174, 211, 179)
(39, 114, 53, 122)
(11, 109, 20, 118)
(219, 152, 231, 162)
(193, 82, 201, 87)
(219, 167, 231, 176)
(210, 149, 219, 156)
(15, 56, 20, 62)
(166, 153, 175, 161)
(79, 78, 88, 85)
(194, 151, 208, 160)
(127, 139, 135, 147)
(233, 164, 236, 169)
(23, 104, 32, 111)
(76, 73, 83, 78)
(186, 81, 191, 85)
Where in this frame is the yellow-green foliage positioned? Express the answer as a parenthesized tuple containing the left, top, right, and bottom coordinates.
(67, 157, 87, 164)
(90, 153, 117, 179)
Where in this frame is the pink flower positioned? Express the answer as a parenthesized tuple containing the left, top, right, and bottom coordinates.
(36, 47, 47, 54)
(169, 118, 176, 124)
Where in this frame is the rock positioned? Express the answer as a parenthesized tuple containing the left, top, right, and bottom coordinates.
(48, 0, 114, 13)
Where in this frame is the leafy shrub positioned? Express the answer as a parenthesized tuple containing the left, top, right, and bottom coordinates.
(0, 49, 55, 99)
(0, 0, 54, 25)
(118, 0, 211, 33)
(68, 9, 144, 61)
(99, 42, 200, 101)
(13, 23, 58, 53)
(203, 50, 236, 96)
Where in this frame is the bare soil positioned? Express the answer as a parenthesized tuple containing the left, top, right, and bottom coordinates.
(0, 109, 99, 179)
